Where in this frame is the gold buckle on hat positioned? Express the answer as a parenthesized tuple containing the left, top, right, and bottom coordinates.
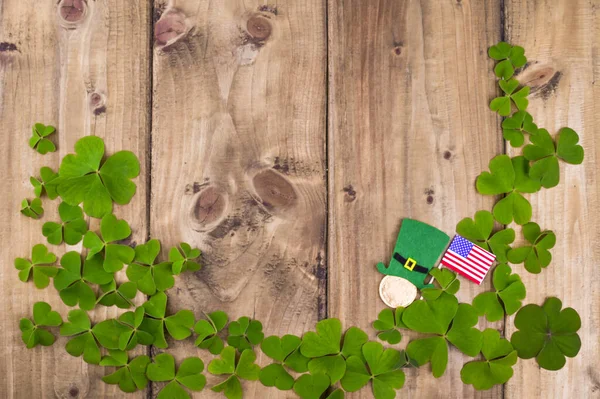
(404, 257, 417, 271)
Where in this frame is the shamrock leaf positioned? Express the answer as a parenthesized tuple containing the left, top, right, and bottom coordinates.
(54, 252, 112, 310)
(100, 351, 150, 393)
(473, 264, 526, 321)
(402, 292, 458, 336)
(30, 167, 60, 199)
(456, 210, 515, 263)
(445, 304, 483, 357)
(139, 292, 194, 348)
(293, 373, 330, 399)
(461, 328, 518, 390)
(261, 334, 310, 372)
(29, 123, 56, 154)
(301, 318, 342, 358)
(147, 353, 206, 399)
(489, 79, 530, 116)
(209, 348, 260, 399)
(340, 326, 369, 360)
(42, 202, 88, 245)
(14, 244, 57, 288)
(20, 301, 62, 348)
(227, 316, 264, 351)
(117, 307, 155, 350)
(194, 310, 228, 354)
(125, 238, 174, 294)
(21, 198, 44, 219)
(511, 297, 581, 370)
(488, 42, 527, 80)
(340, 342, 406, 399)
(308, 354, 346, 384)
(523, 128, 584, 188)
(57, 136, 140, 218)
(507, 222, 556, 273)
(97, 280, 137, 309)
(169, 242, 202, 274)
(502, 111, 538, 147)
(422, 269, 460, 301)
(259, 363, 295, 390)
(326, 389, 345, 399)
(83, 214, 135, 272)
(372, 307, 405, 344)
(476, 155, 541, 225)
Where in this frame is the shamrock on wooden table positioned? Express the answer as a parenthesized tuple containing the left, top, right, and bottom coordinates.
(125, 239, 175, 295)
(100, 350, 150, 393)
(227, 316, 264, 351)
(507, 222, 556, 273)
(403, 293, 483, 377)
(30, 167, 60, 199)
(488, 41, 527, 80)
(116, 306, 154, 351)
(209, 347, 260, 399)
(57, 136, 140, 218)
(523, 127, 585, 188)
(502, 111, 538, 147)
(54, 251, 113, 310)
(29, 123, 56, 154)
(83, 213, 135, 273)
(147, 353, 206, 399)
(456, 210, 516, 263)
(42, 202, 88, 245)
(97, 280, 137, 309)
(372, 307, 406, 345)
(421, 268, 460, 301)
(20, 198, 44, 219)
(473, 264, 526, 322)
(169, 242, 202, 274)
(14, 244, 57, 288)
(19, 302, 62, 348)
(194, 310, 228, 354)
(489, 78, 530, 117)
(461, 328, 518, 390)
(511, 297, 581, 371)
(476, 155, 541, 225)
(60, 309, 129, 364)
(259, 334, 305, 390)
(138, 292, 194, 348)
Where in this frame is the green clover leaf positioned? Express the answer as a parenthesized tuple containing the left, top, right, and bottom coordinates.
(227, 316, 264, 351)
(456, 210, 515, 263)
(300, 318, 342, 358)
(260, 334, 310, 372)
(194, 310, 228, 354)
(57, 136, 140, 218)
(20, 301, 62, 348)
(422, 269, 460, 301)
(507, 222, 556, 273)
(42, 202, 88, 245)
(97, 280, 137, 308)
(523, 128, 584, 188)
(341, 326, 369, 360)
(30, 167, 60, 199)
(476, 155, 541, 225)
(138, 292, 194, 348)
(259, 363, 295, 391)
(502, 111, 538, 147)
(308, 354, 346, 384)
(147, 353, 206, 399)
(14, 244, 57, 288)
(473, 264, 526, 321)
(326, 389, 345, 399)
(83, 213, 135, 273)
(125, 238, 174, 294)
(488, 42, 527, 80)
(209, 347, 260, 399)
(445, 304, 484, 356)
(169, 242, 202, 274)
(511, 297, 581, 370)
(489, 79, 530, 116)
(21, 198, 44, 219)
(29, 123, 56, 154)
(372, 307, 406, 344)
(54, 252, 113, 310)
(100, 351, 150, 393)
(293, 373, 330, 399)
(116, 306, 155, 350)
(461, 328, 518, 390)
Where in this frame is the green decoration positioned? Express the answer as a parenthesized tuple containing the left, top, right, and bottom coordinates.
(293, 373, 330, 399)
(14, 243, 57, 288)
(372, 307, 406, 345)
(472, 264, 526, 321)
(227, 316, 264, 351)
(20, 198, 44, 219)
(97, 280, 137, 309)
(100, 351, 150, 393)
(125, 238, 174, 294)
(308, 354, 346, 384)
(57, 136, 140, 218)
(116, 306, 154, 351)
(456, 210, 515, 263)
(19, 302, 62, 348)
(29, 123, 56, 154)
(502, 111, 538, 147)
(259, 363, 295, 390)
(422, 269, 460, 301)
(209, 347, 260, 399)
(261, 334, 310, 372)
(376, 219, 450, 290)
(489, 79, 530, 116)
(300, 318, 342, 358)
(194, 311, 228, 354)
(138, 292, 194, 348)
(147, 353, 206, 399)
(42, 202, 88, 245)
(83, 213, 135, 273)
(488, 42, 527, 80)
(507, 222, 556, 273)
(30, 167, 60, 199)
(511, 297, 581, 370)
(169, 242, 202, 274)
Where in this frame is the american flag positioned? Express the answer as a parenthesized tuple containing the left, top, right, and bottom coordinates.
(440, 235, 496, 285)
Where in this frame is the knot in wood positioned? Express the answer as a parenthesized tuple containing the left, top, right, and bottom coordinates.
(58, 0, 87, 27)
(68, 386, 79, 397)
(192, 186, 227, 226)
(253, 169, 297, 210)
(89, 92, 106, 115)
(154, 9, 187, 46)
(247, 15, 272, 41)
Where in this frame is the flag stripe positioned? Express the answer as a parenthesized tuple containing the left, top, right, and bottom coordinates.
(442, 262, 483, 284)
(472, 246, 495, 261)
(440, 235, 495, 284)
(443, 252, 486, 278)
(445, 251, 488, 276)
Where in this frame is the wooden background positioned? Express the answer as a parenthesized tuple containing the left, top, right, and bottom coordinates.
(0, 0, 598, 398)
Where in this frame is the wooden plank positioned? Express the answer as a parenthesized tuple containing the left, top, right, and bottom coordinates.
(504, 1, 600, 398)
(150, 0, 326, 396)
(0, 0, 151, 397)
(328, 0, 504, 397)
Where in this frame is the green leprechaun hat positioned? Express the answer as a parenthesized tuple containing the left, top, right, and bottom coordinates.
(377, 219, 451, 290)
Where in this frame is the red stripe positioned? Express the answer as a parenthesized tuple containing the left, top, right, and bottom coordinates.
(472, 245, 496, 261)
(442, 262, 482, 284)
(467, 253, 494, 270)
(441, 255, 485, 283)
(470, 248, 495, 264)
(444, 252, 487, 277)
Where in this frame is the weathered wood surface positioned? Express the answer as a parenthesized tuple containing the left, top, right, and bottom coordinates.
(0, 0, 598, 398)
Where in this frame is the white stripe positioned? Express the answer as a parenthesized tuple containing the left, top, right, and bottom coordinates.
(468, 252, 494, 269)
(445, 251, 489, 276)
(441, 259, 483, 284)
(471, 245, 496, 261)
(443, 252, 486, 278)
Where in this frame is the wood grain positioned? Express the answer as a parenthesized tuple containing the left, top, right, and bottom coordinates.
(0, 0, 151, 397)
(328, 0, 505, 397)
(505, 0, 600, 398)
(150, 0, 326, 396)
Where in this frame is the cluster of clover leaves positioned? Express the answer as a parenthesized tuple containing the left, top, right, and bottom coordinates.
(16, 41, 583, 398)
